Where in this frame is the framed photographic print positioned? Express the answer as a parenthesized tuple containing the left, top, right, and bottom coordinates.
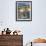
(16, 1, 32, 21)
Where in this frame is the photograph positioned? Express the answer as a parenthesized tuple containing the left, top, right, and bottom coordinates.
(16, 1, 32, 21)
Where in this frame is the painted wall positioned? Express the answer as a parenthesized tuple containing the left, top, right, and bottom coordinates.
(0, 0, 46, 45)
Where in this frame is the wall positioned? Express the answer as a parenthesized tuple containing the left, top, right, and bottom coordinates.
(0, 0, 46, 46)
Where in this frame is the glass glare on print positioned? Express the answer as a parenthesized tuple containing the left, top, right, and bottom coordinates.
(16, 1, 32, 21)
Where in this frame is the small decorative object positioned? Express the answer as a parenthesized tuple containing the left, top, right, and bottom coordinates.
(17, 30, 22, 35)
(2, 29, 6, 35)
(26, 42, 32, 46)
(13, 30, 18, 35)
(6, 28, 11, 35)
(13, 30, 22, 35)
(16, 1, 32, 21)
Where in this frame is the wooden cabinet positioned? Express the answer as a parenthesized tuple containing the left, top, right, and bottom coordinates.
(0, 35, 23, 46)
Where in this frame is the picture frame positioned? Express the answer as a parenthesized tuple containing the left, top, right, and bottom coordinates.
(16, 1, 32, 21)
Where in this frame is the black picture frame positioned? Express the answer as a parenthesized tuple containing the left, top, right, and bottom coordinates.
(16, 1, 32, 21)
